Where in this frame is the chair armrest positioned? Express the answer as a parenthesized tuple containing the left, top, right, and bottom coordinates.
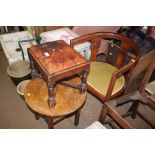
(114, 61, 136, 78)
(105, 61, 136, 100)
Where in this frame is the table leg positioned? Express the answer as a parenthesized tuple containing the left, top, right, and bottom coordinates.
(35, 113, 40, 120)
(47, 82, 56, 108)
(48, 116, 54, 129)
(74, 109, 81, 126)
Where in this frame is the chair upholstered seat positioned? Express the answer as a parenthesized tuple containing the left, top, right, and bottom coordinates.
(87, 62, 125, 96)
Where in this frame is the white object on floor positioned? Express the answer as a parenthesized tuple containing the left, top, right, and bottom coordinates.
(145, 80, 155, 95)
(17, 80, 30, 96)
(0, 31, 37, 65)
(40, 28, 91, 60)
(86, 121, 107, 129)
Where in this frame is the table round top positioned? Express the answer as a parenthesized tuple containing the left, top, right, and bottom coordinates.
(24, 77, 87, 117)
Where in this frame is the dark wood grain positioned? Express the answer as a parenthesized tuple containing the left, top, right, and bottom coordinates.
(28, 40, 90, 107)
(99, 49, 155, 128)
(24, 77, 87, 128)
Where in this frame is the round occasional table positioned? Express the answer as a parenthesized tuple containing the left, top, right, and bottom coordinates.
(24, 77, 87, 129)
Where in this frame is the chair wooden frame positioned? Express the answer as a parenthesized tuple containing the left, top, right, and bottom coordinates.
(99, 49, 155, 128)
(70, 32, 141, 102)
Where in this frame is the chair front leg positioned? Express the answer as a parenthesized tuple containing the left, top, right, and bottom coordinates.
(99, 103, 108, 124)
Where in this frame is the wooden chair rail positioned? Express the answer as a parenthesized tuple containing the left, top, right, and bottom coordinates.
(71, 32, 141, 72)
(99, 49, 155, 128)
(71, 32, 141, 55)
(105, 61, 136, 100)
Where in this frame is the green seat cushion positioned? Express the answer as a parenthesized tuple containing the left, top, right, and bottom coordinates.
(87, 62, 125, 96)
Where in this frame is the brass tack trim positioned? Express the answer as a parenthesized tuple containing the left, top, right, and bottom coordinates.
(111, 44, 114, 47)
(27, 93, 31, 97)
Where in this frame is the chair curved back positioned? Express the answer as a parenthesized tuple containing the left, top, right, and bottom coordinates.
(70, 32, 141, 66)
(70, 32, 141, 101)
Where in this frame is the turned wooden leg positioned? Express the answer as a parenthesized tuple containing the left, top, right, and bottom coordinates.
(99, 104, 108, 124)
(47, 83, 56, 108)
(35, 113, 39, 120)
(48, 116, 54, 129)
(80, 71, 88, 93)
(74, 109, 81, 126)
(29, 57, 38, 79)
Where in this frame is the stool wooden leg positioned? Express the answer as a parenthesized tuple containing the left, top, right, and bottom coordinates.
(74, 109, 81, 126)
(81, 72, 88, 93)
(35, 113, 40, 120)
(48, 116, 54, 129)
(47, 82, 56, 108)
(29, 56, 38, 79)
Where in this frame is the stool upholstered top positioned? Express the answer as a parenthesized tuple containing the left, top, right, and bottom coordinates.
(29, 40, 87, 75)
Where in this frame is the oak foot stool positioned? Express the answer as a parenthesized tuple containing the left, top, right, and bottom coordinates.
(27, 40, 90, 108)
(24, 77, 87, 129)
